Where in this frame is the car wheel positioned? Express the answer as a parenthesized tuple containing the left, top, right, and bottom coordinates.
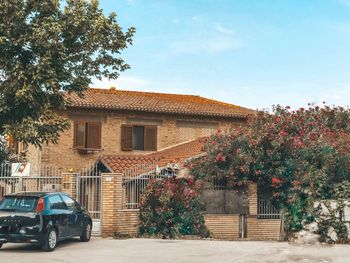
(42, 228, 58, 252)
(0, 241, 3, 249)
(80, 223, 92, 242)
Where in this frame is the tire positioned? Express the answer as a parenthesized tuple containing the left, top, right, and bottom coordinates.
(0, 242, 3, 249)
(80, 223, 92, 242)
(42, 228, 58, 252)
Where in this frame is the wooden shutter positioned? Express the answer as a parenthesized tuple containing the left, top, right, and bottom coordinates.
(121, 125, 133, 151)
(86, 122, 102, 149)
(144, 126, 157, 151)
(73, 121, 86, 148)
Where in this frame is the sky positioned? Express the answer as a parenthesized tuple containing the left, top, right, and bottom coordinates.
(92, 0, 350, 110)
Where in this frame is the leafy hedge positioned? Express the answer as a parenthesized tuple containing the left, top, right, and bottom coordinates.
(139, 177, 207, 239)
(189, 105, 350, 239)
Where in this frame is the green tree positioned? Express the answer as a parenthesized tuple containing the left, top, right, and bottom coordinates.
(0, 0, 135, 160)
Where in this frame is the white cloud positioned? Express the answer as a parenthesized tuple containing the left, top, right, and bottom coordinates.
(215, 24, 234, 35)
(91, 76, 150, 89)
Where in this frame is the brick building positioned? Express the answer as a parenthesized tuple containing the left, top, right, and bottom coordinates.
(16, 87, 281, 240)
(25, 87, 252, 172)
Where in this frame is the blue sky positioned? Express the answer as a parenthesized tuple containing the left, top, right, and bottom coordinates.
(92, 0, 350, 110)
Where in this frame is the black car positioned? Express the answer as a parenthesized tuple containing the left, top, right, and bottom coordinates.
(0, 192, 92, 251)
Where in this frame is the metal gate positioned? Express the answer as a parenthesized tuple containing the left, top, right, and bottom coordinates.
(76, 164, 102, 236)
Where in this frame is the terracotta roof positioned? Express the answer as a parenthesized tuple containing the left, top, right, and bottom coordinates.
(66, 88, 254, 118)
(100, 138, 205, 173)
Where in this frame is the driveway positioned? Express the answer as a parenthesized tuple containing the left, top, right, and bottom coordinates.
(0, 238, 349, 263)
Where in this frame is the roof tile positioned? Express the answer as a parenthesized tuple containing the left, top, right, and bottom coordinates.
(100, 138, 205, 173)
(66, 88, 254, 118)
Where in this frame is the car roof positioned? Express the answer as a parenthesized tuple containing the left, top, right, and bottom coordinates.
(4, 192, 67, 198)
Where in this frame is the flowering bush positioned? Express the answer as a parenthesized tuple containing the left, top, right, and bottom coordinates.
(190, 105, 350, 239)
(138, 177, 207, 239)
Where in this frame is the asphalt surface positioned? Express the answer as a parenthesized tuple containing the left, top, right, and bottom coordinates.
(0, 238, 349, 263)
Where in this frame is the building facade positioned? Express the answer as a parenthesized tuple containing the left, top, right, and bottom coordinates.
(25, 88, 252, 172)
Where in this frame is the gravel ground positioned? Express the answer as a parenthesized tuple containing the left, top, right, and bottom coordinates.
(0, 238, 349, 263)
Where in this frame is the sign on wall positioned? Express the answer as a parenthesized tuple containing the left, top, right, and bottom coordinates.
(11, 163, 30, 177)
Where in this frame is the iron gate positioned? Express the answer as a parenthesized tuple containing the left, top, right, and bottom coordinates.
(76, 165, 102, 236)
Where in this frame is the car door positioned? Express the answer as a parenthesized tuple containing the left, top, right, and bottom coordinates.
(47, 195, 70, 239)
(61, 194, 84, 236)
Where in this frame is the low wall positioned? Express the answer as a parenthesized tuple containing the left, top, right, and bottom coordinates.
(205, 214, 240, 239)
(247, 216, 281, 240)
(205, 214, 281, 240)
(115, 209, 140, 236)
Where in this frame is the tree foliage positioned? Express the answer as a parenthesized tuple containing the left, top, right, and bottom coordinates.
(190, 105, 350, 235)
(0, 0, 135, 156)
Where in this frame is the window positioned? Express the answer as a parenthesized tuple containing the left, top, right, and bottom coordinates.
(48, 195, 67, 210)
(73, 121, 102, 149)
(61, 195, 80, 211)
(0, 197, 38, 212)
(121, 125, 157, 151)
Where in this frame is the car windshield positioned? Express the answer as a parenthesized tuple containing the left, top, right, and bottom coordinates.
(0, 196, 38, 212)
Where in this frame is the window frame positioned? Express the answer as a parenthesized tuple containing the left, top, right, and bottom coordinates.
(121, 124, 157, 152)
(48, 194, 68, 211)
(73, 121, 102, 150)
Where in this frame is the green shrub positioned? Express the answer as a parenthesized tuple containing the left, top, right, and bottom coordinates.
(139, 177, 207, 239)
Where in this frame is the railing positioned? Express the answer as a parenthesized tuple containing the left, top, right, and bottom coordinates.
(257, 194, 281, 219)
(0, 162, 62, 177)
(0, 162, 64, 197)
(122, 163, 179, 209)
(0, 176, 63, 197)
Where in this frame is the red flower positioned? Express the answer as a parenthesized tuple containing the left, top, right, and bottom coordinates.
(271, 177, 282, 187)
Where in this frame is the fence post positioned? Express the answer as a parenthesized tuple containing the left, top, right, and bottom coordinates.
(248, 183, 258, 216)
(62, 173, 77, 198)
(101, 173, 122, 237)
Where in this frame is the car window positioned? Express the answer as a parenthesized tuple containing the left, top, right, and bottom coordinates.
(48, 195, 67, 210)
(61, 195, 80, 211)
(0, 196, 37, 212)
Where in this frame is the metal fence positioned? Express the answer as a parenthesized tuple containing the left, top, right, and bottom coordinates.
(0, 162, 63, 177)
(0, 162, 63, 197)
(257, 194, 281, 219)
(122, 163, 178, 209)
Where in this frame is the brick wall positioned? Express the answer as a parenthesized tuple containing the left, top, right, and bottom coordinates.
(115, 210, 139, 236)
(205, 214, 240, 239)
(27, 109, 245, 172)
(247, 217, 281, 240)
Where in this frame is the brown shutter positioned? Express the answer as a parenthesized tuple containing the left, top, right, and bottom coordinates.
(144, 126, 157, 151)
(121, 125, 133, 151)
(74, 121, 86, 148)
(86, 122, 102, 149)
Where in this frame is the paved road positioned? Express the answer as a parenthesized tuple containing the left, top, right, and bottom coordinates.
(0, 238, 349, 263)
